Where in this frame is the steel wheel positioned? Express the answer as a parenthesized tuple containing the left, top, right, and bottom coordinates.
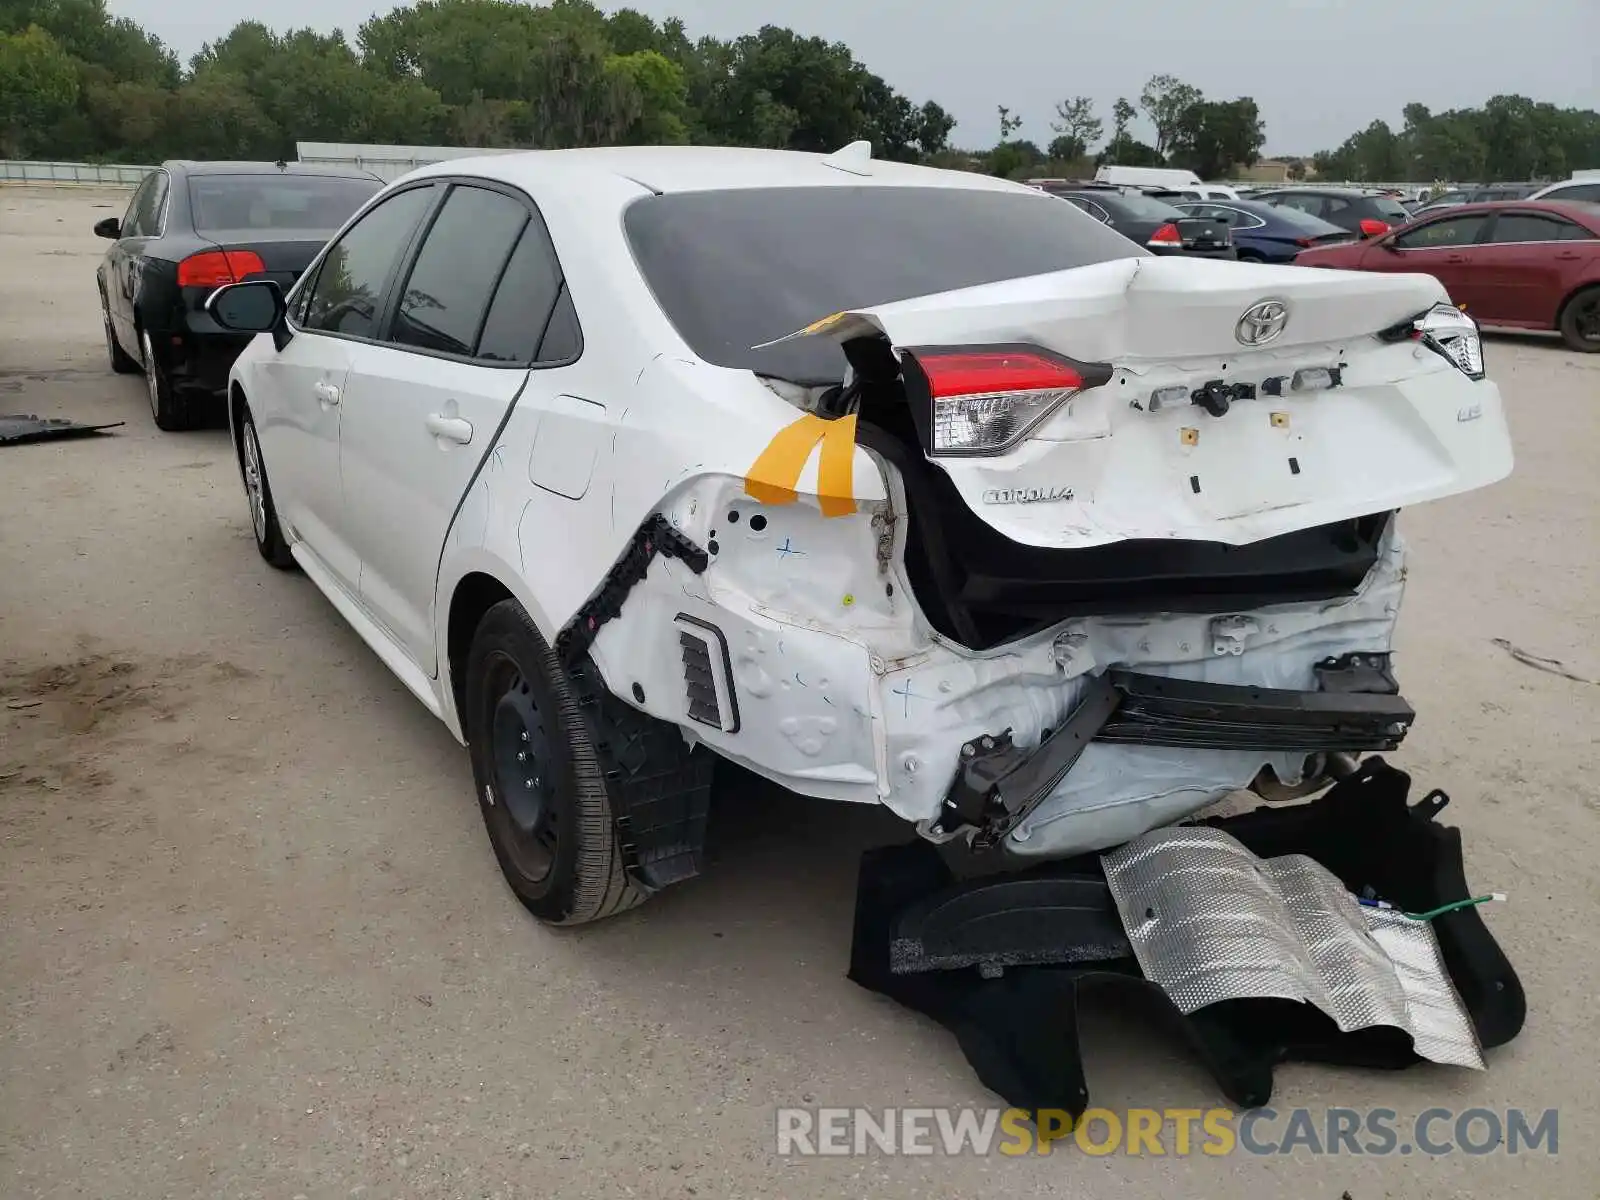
(485, 656, 558, 882)
(240, 421, 269, 544)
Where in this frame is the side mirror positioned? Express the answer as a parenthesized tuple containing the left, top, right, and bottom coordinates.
(206, 280, 286, 333)
(93, 217, 121, 239)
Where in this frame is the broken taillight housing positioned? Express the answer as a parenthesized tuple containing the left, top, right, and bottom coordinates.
(1413, 303, 1485, 379)
(903, 346, 1113, 457)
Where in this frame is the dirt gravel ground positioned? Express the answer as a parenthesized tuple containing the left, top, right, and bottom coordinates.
(2, 185, 1598, 1198)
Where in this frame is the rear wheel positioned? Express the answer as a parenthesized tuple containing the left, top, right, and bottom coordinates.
(142, 328, 198, 431)
(465, 601, 645, 925)
(238, 405, 295, 569)
(103, 302, 139, 374)
(1236, 249, 1265, 263)
(1558, 286, 1600, 353)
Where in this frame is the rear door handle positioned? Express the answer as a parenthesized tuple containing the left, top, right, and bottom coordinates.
(314, 381, 341, 406)
(425, 413, 473, 444)
(1554, 251, 1580, 260)
(1444, 254, 1467, 263)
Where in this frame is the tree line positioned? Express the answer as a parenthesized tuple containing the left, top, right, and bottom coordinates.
(1, 0, 1595, 185)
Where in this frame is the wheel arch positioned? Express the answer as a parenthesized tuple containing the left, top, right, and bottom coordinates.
(446, 572, 517, 730)
(1554, 279, 1600, 330)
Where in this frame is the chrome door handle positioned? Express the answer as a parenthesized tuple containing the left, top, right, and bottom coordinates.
(425, 413, 473, 444)
(314, 381, 341, 406)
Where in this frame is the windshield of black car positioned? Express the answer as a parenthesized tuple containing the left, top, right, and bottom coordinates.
(188, 175, 383, 234)
(623, 185, 1146, 384)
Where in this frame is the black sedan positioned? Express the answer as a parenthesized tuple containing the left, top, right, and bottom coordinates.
(1248, 187, 1414, 241)
(1034, 185, 1235, 258)
(96, 160, 382, 430)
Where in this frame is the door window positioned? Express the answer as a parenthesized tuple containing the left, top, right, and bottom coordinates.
(1488, 212, 1593, 243)
(476, 219, 569, 364)
(390, 185, 531, 358)
(1394, 214, 1489, 249)
(123, 171, 167, 237)
(302, 185, 436, 338)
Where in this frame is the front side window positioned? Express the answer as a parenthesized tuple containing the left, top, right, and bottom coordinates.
(390, 185, 530, 358)
(302, 185, 436, 339)
(1395, 214, 1489, 249)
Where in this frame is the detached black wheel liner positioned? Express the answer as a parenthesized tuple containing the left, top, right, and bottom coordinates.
(465, 601, 646, 925)
(142, 328, 199, 431)
(237, 405, 295, 569)
(1558, 286, 1600, 353)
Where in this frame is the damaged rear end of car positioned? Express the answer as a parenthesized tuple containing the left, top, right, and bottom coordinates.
(581, 178, 1513, 868)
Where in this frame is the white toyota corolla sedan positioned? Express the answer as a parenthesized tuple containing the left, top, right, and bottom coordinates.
(210, 144, 1513, 924)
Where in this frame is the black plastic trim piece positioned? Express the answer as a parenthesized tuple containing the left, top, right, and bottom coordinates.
(554, 514, 710, 667)
(565, 654, 714, 892)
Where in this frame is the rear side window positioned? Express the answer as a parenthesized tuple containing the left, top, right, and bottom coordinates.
(1548, 183, 1600, 203)
(1370, 197, 1412, 223)
(476, 219, 568, 364)
(1273, 194, 1324, 217)
(1395, 214, 1489, 249)
(535, 288, 582, 363)
(1489, 213, 1592, 243)
(189, 175, 381, 233)
(303, 185, 436, 338)
(624, 185, 1144, 383)
(125, 171, 168, 236)
(391, 185, 529, 358)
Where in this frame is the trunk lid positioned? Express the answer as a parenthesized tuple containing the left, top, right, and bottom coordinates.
(762, 256, 1512, 548)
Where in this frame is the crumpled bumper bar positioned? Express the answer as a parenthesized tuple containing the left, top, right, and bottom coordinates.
(942, 660, 1414, 848)
(1097, 668, 1414, 752)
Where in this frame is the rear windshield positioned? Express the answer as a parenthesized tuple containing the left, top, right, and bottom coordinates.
(1261, 203, 1343, 234)
(1106, 193, 1186, 220)
(188, 175, 382, 234)
(1371, 197, 1413, 223)
(624, 185, 1145, 383)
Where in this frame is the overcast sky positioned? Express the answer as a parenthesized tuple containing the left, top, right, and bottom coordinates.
(110, 0, 1599, 154)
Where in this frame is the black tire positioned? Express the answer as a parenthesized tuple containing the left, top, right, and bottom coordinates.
(141, 327, 199, 431)
(1236, 250, 1265, 263)
(464, 601, 645, 925)
(103, 301, 140, 374)
(1557, 286, 1600, 353)
(237, 404, 295, 569)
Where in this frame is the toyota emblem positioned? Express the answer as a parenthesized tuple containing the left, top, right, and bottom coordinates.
(1235, 299, 1291, 346)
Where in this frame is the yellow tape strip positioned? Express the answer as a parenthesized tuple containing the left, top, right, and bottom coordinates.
(742, 413, 859, 518)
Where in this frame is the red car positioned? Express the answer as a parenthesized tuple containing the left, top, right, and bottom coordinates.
(1294, 200, 1600, 352)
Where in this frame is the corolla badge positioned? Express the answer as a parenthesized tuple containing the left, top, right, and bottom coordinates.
(1235, 298, 1291, 346)
(981, 485, 1074, 505)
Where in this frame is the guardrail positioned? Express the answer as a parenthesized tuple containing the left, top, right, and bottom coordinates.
(0, 160, 153, 187)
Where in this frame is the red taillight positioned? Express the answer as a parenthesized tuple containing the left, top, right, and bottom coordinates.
(1359, 218, 1390, 238)
(177, 249, 267, 288)
(917, 349, 1087, 397)
(1295, 236, 1316, 248)
(1148, 223, 1182, 245)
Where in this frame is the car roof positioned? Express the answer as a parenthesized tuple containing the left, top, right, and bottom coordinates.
(1407, 198, 1600, 220)
(162, 160, 382, 181)
(403, 145, 1033, 198)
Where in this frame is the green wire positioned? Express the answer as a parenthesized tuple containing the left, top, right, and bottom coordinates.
(1403, 894, 1502, 922)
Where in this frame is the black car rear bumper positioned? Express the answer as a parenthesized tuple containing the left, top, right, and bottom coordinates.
(141, 305, 254, 396)
(1149, 245, 1238, 259)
